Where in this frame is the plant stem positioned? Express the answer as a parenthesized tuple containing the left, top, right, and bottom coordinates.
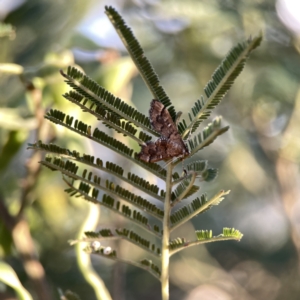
(161, 161, 173, 300)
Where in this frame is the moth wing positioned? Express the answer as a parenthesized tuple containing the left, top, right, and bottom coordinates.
(166, 137, 189, 158)
(149, 100, 178, 138)
(138, 139, 170, 163)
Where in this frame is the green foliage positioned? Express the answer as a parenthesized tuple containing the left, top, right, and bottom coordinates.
(104, 6, 176, 122)
(28, 6, 261, 300)
(170, 190, 229, 231)
(178, 34, 262, 139)
(61, 67, 157, 136)
(187, 116, 229, 156)
(171, 176, 200, 202)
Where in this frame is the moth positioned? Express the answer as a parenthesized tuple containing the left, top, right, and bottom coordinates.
(138, 100, 189, 163)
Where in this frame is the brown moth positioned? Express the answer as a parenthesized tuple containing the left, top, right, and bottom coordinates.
(138, 100, 189, 163)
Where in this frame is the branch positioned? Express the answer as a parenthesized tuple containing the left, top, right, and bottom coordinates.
(170, 234, 242, 256)
(170, 190, 230, 232)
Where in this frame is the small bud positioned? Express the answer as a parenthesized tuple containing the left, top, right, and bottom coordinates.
(91, 241, 101, 251)
(103, 246, 112, 255)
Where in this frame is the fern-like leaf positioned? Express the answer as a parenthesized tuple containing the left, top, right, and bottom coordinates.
(140, 259, 161, 277)
(84, 243, 161, 279)
(170, 190, 230, 231)
(61, 68, 159, 136)
(27, 140, 73, 156)
(221, 227, 243, 240)
(85, 229, 114, 238)
(63, 91, 152, 144)
(116, 228, 161, 256)
(195, 229, 213, 240)
(185, 160, 218, 182)
(63, 179, 162, 238)
(187, 117, 229, 157)
(169, 228, 243, 256)
(171, 173, 199, 205)
(180, 34, 262, 138)
(63, 170, 164, 220)
(104, 6, 176, 122)
(71, 228, 161, 257)
(178, 96, 210, 135)
(28, 140, 169, 180)
(169, 237, 186, 250)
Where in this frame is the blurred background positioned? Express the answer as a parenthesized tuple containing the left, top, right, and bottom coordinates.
(0, 0, 300, 299)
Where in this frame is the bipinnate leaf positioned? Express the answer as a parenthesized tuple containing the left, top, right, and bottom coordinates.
(27, 5, 260, 288)
(61, 67, 158, 136)
(104, 6, 176, 122)
(169, 228, 243, 256)
(179, 33, 262, 138)
(170, 190, 230, 231)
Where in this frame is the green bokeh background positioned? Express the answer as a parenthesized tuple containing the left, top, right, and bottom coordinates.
(1, 0, 300, 299)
